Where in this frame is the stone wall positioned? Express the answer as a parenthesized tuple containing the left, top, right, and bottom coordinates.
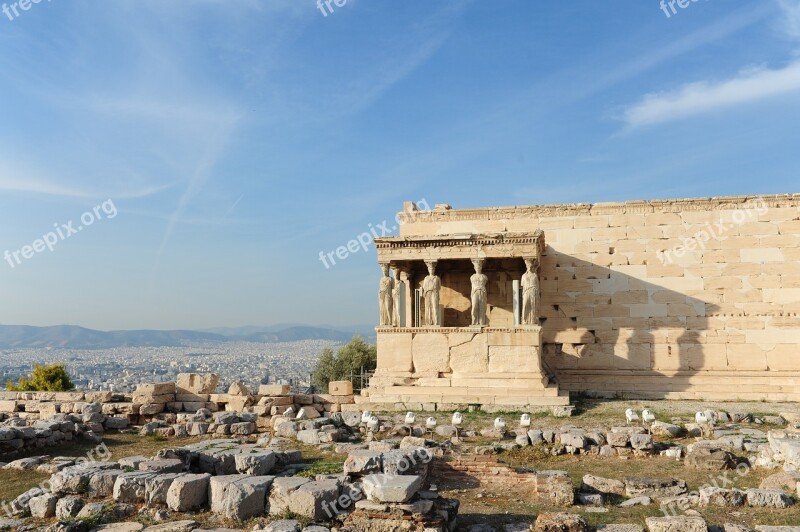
(397, 194, 800, 401)
(0, 376, 361, 448)
(432, 454, 575, 506)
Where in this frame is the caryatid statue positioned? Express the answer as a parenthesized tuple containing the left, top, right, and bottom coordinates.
(378, 263, 394, 326)
(421, 260, 441, 326)
(391, 266, 402, 327)
(470, 258, 488, 326)
(521, 258, 540, 326)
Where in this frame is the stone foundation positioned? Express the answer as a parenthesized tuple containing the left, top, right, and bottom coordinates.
(368, 326, 568, 410)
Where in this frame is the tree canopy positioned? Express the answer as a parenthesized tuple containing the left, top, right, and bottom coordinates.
(310, 336, 376, 392)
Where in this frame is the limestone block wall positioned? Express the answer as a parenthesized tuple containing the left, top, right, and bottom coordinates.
(398, 194, 800, 400)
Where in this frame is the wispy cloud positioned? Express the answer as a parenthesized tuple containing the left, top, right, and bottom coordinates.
(777, 0, 800, 39)
(619, 60, 800, 128)
(0, 160, 170, 200)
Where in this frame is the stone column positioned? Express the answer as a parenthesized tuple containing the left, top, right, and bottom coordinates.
(521, 257, 540, 326)
(470, 258, 488, 326)
(391, 266, 405, 327)
(378, 263, 394, 326)
(421, 260, 441, 327)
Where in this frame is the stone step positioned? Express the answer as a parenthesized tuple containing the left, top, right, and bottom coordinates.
(366, 392, 570, 406)
(558, 370, 800, 400)
(369, 385, 561, 397)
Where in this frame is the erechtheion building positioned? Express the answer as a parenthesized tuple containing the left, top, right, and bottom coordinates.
(365, 194, 800, 410)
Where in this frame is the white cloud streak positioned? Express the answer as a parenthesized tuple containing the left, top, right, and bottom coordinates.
(620, 60, 800, 127)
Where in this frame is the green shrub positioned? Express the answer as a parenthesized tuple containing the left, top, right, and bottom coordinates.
(5, 363, 75, 392)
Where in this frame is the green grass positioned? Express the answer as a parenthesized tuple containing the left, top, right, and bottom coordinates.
(295, 458, 345, 478)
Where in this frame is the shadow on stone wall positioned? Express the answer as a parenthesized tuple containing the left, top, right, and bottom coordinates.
(539, 247, 719, 398)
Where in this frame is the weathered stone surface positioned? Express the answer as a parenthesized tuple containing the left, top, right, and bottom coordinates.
(176, 373, 219, 394)
(644, 516, 707, 532)
(297, 429, 321, 444)
(234, 451, 277, 475)
(650, 421, 682, 438)
(288, 479, 340, 520)
(582, 474, 625, 496)
(136, 382, 176, 396)
(144, 473, 182, 506)
(28, 494, 57, 518)
(51, 461, 120, 495)
(528, 429, 544, 445)
(400, 435, 427, 449)
(166, 473, 210, 512)
(685, 447, 735, 470)
(560, 432, 586, 449)
(275, 421, 298, 439)
(362, 474, 422, 503)
(230, 421, 257, 435)
(3, 456, 47, 470)
(138, 459, 184, 474)
(105, 417, 130, 430)
(89, 470, 122, 498)
(745, 488, 794, 508)
(142, 520, 199, 531)
(629, 434, 653, 451)
(607, 432, 630, 447)
(9, 487, 45, 515)
(228, 381, 250, 396)
(210, 474, 274, 520)
(534, 512, 589, 531)
(624, 477, 687, 499)
(258, 384, 291, 396)
(259, 521, 302, 532)
(383, 448, 430, 480)
(759, 470, 800, 491)
(76, 501, 110, 521)
(55, 495, 86, 519)
(576, 492, 603, 506)
(340, 411, 361, 427)
(328, 380, 353, 396)
(698, 487, 745, 507)
(113, 472, 156, 503)
(92, 523, 145, 532)
(344, 450, 383, 476)
(268, 477, 311, 515)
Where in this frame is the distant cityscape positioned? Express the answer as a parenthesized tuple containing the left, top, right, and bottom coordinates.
(0, 340, 341, 393)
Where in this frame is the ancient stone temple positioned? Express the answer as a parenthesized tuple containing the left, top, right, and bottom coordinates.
(365, 195, 800, 410)
(368, 213, 569, 410)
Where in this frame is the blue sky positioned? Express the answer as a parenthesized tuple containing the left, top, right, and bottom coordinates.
(1, 0, 799, 330)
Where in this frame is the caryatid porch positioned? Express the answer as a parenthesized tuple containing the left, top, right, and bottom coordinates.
(366, 230, 570, 410)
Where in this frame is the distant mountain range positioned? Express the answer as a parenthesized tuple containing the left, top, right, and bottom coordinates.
(0, 324, 375, 349)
